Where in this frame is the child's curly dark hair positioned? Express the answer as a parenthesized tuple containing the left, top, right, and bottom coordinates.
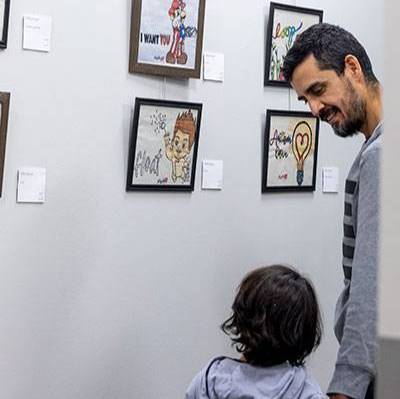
(221, 265, 322, 367)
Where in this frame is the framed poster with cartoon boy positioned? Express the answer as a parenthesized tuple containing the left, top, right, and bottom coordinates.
(264, 2, 323, 87)
(126, 98, 202, 191)
(129, 0, 206, 78)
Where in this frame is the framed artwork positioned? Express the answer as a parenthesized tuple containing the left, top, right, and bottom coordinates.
(126, 98, 202, 191)
(0, 92, 10, 197)
(129, 0, 206, 78)
(264, 2, 323, 87)
(262, 110, 319, 192)
(0, 0, 10, 48)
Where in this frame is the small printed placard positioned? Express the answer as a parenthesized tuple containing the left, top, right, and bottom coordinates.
(17, 167, 46, 203)
(23, 15, 52, 52)
(322, 167, 339, 193)
(203, 52, 224, 82)
(202, 160, 223, 190)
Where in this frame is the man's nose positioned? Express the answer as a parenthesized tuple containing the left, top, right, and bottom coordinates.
(308, 99, 324, 117)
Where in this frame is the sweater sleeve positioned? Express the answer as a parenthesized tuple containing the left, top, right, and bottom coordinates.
(327, 146, 380, 398)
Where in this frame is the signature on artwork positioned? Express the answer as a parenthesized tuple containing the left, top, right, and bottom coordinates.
(157, 177, 168, 184)
(278, 172, 288, 180)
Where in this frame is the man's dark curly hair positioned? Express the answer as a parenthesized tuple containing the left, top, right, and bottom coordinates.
(221, 265, 322, 367)
(282, 23, 378, 84)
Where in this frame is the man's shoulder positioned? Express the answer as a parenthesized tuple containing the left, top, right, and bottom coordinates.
(361, 136, 382, 163)
(363, 124, 383, 155)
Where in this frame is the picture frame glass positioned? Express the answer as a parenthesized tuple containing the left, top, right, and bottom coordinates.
(265, 113, 318, 189)
(130, 103, 201, 188)
(269, 8, 322, 82)
(137, 0, 200, 70)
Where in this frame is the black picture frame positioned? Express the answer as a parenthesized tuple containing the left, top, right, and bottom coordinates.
(129, 0, 206, 79)
(262, 109, 319, 192)
(264, 2, 323, 87)
(0, 92, 10, 197)
(126, 98, 202, 192)
(0, 0, 10, 49)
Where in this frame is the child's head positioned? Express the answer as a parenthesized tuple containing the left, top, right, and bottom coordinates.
(221, 264, 322, 367)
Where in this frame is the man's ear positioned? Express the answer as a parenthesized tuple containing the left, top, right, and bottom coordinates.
(344, 54, 363, 82)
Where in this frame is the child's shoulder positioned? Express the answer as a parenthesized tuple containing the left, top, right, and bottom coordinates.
(205, 356, 237, 373)
(185, 356, 233, 399)
(301, 368, 325, 399)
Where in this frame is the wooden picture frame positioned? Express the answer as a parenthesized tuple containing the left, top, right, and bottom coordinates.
(126, 98, 202, 191)
(0, 0, 10, 48)
(264, 2, 323, 87)
(262, 109, 319, 192)
(0, 92, 10, 196)
(129, 0, 206, 79)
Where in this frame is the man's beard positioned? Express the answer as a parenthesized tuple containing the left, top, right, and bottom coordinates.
(321, 80, 367, 138)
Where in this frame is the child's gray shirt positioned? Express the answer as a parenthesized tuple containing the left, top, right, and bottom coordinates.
(185, 357, 323, 399)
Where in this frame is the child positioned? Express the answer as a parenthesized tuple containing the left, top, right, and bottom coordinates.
(185, 265, 324, 399)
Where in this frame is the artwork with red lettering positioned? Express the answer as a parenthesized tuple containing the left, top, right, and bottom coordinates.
(264, 2, 323, 87)
(262, 110, 319, 192)
(129, 0, 206, 78)
(126, 98, 202, 191)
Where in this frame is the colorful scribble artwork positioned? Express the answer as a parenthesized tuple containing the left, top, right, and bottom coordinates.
(262, 110, 319, 192)
(270, 21, 303, 81)
(265, 3, 323, 86)
(129, 0, 206, 78)
(126, 98, 202, 191)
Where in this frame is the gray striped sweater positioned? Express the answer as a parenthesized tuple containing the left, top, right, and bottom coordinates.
(327, 123, 382, 399)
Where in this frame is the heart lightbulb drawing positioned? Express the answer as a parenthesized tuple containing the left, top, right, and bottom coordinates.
(292, 121, 313, 186)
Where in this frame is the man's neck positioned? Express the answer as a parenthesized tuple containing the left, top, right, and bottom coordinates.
(362, 84, 382, 139)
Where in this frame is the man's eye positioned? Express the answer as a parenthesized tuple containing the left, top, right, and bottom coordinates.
(313, 86, 325, 96)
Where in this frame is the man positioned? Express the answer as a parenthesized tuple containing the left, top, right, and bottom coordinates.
(282, 23, 382, 399)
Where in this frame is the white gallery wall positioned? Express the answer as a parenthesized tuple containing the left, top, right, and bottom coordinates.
(0, 1, 383, 398)
(381, 0, 400, 344)
(378, 0, 400, 397)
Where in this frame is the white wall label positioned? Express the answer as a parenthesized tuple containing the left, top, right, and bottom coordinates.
(322, 167, 339, 193)
(202, 160, 223, 190)
(23, 15, 52, 52)
(203, 52, 224, 82)
(17, 167, 46, 203)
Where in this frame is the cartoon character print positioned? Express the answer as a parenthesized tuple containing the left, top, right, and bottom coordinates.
(166, 0, 188, 65)
(164, 110, 196, 182)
